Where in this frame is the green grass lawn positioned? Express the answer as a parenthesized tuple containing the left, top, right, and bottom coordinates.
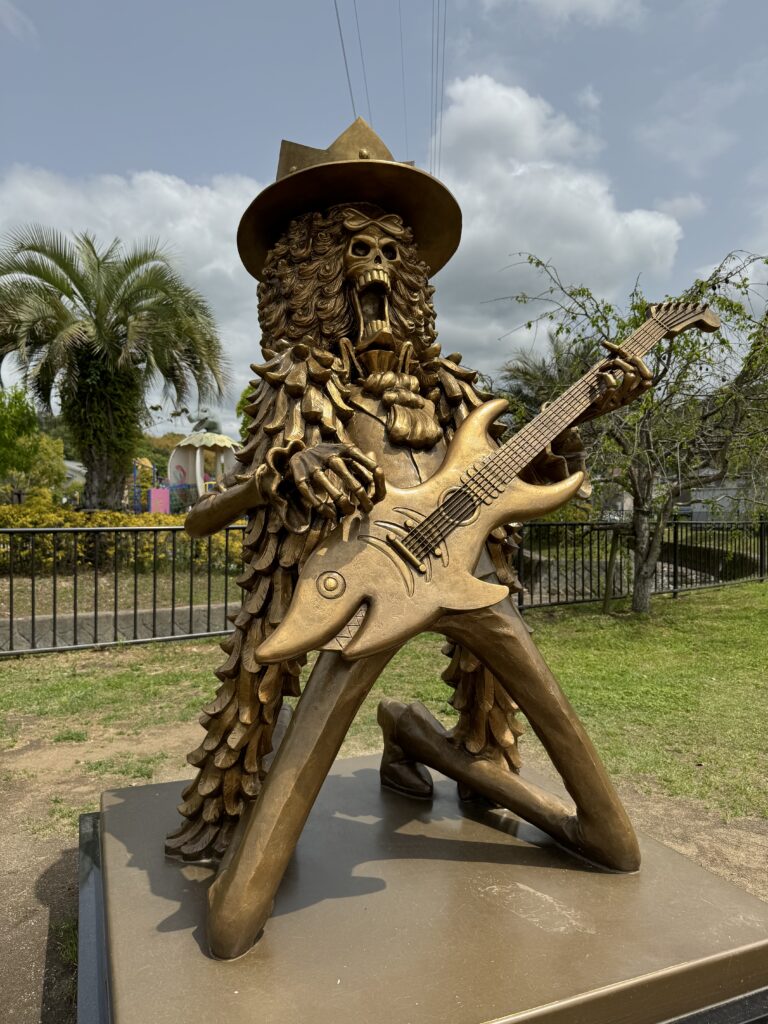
(528, 585, 767, 818)
(0, 583, 765, 818)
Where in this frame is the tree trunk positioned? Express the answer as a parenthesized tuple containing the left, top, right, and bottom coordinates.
(631, 561, 655, 613)
(631, 505, 655, 613)
(82, 452, 129, 510)
(629, 472, 677, 613)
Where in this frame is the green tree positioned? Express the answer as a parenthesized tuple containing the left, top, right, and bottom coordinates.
(2, 432, 67, 499)
(235, 383, 252, 442)
(496, 252, 768, 613)
(35, 409, 77, 459)
(0, 386, 38, 478)
(0, 226, 228, 509)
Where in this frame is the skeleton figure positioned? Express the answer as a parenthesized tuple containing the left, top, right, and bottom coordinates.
(165, 121, 650, 959)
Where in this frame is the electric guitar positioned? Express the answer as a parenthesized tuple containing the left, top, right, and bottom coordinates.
(255, 301, 720, 663)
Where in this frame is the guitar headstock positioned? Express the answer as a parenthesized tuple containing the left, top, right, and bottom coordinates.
(648, 300, 721, 337)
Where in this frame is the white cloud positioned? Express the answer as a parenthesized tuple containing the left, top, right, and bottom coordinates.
(0, 74, 683, 427)
(576, 85, 602, 113)
(654, 193, 706, 220)
(481, 0, 645, 26)
(434, 76, 682, 373)
(440, 75, 601, 176)
(0, 0, 36, 38)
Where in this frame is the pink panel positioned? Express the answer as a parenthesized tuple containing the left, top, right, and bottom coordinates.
(148, 488, 171, 514)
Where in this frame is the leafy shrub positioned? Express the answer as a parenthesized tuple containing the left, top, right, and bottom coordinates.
(0, 503, 243, 574)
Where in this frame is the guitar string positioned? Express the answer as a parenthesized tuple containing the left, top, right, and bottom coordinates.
(406, 337, 655, 555)
(409, 307, 702, 555)
(406, 320, 661, 553)
(402, 309, 695, 557)
(405, 324, 667, 557)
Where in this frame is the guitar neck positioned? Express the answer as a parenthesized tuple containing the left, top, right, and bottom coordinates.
(401, 300, 718, 562)
(489, 317, 667, 479)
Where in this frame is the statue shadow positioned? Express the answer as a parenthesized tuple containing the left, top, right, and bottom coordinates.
(274, 769, 596, 918)
(34, 844, 79, 1024)
(104, 765, 599, 959)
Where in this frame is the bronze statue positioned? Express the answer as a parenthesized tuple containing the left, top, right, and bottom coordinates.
(165, 119, 719, 960)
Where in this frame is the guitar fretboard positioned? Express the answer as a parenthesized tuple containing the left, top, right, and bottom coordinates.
(402, 304, 702, 560)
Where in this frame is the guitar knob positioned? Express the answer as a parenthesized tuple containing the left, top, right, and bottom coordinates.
(317, 571, 346, 599)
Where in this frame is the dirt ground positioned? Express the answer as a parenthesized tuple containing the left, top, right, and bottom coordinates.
(2, 718, 767, 1024)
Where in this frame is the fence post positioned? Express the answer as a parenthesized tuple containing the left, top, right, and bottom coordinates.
(672, 514, 680, 598)
(602, 526, 621, 614)
(516, 526, 525, 612)
(760, 516, 767, 583)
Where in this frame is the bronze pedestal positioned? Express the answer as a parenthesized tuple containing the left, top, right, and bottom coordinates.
(88, 757, 768, 1024)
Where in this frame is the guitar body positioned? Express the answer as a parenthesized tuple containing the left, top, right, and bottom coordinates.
(255, 399, 584, 663)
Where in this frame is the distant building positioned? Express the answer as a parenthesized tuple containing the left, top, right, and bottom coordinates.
(680, 479, 757, 521)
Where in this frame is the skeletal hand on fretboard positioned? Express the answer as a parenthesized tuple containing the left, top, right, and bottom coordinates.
(576, 341, 653, 423)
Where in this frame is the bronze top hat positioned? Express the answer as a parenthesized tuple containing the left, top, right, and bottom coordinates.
(237, 118, 462, 281)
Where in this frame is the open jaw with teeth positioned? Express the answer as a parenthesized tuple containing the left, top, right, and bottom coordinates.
(353, 269, 391, 349)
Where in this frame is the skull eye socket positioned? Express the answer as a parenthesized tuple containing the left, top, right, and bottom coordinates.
(381, 244, 397, 261)
(351, 240, 370, 257)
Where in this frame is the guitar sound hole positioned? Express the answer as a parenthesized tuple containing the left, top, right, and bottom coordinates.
(439, 488, 479, 525)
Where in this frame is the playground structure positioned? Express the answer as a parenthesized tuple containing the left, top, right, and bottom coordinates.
(166, 430, 241, 511)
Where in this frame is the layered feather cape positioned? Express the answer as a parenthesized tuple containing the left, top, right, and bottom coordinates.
(166, 340, 525, 860)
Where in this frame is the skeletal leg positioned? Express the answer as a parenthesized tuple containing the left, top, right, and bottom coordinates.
(386, 599, 640, 872)
(379, 696, 576, 839)
(378, 699, 434, 799)
(207, 645, 398, 960)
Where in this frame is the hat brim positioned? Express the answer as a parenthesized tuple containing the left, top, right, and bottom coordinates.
(237, 160, 462, 281)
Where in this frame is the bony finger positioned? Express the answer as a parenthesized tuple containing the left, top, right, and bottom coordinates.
(344, 445, 378, 472)
(598, 370, 619, 390)
(289, 457, 312, 486)
(343, 445, 385, 500)
(327, 457, 374, 510)
(307, 483, 337, 518)
(631, 356, 653, 381)
(607, 357, 635, 376)
(348, 482, 373, 513)
(616, 368, 638, 391)
(312, 469, 355, 515)
(329, 455, 370, 489)
(329, 454, 372, 489)
(602, 340, 630, 360)
(372, 466, 387, 501)
(296, 480, 321, 509)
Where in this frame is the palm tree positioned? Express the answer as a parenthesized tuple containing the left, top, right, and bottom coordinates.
(0, 226, 228, 508)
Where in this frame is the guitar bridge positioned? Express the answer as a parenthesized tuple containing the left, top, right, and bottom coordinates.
(386, 533, 427, 573)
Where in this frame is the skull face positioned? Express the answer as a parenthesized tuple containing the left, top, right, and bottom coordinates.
(343, 227, 401, 350)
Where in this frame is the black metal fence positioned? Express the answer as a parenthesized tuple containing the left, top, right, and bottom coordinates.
(515, 518, 767, 610)
(0, 525, 245, 656)
(0, 519, 765, 656)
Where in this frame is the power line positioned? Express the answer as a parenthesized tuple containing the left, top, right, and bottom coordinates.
(430, 0, 437, 173)
(333, 0, 357, 120)
(437, 0, 447, 176)
(398, 0, 409, 158)
(353, 0, 372, 124)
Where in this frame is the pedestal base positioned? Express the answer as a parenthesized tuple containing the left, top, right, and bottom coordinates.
(79, 756, 768, 1024)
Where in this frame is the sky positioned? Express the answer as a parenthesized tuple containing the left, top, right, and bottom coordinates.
(2, 0, 768, 435)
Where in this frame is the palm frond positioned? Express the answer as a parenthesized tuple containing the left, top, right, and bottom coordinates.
(0, 224, 89, 303)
